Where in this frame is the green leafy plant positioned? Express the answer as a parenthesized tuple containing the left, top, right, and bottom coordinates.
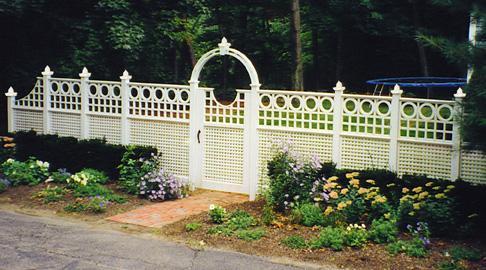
(236, 228, 266, 241)
(0, 182, 7, 193)
(281, 235, 308, 249)
(85, 196, 109, 213)
(226, 210, 257, 230)
(292, 203, 324, 227)
(140, 168, 187, 201)
(0, 158, 50, 186)
(33, 185, 66, 203)
(448, 246, 481, 261)
(208, 204, 227, 224)
(64, 201, 86, 212)
(369, 218, 398, 244)
(72, 184, 126, 203)
(310, 226, 346, 251)
(344, 223, 369, 248)
(67, 168, 108, 188)
(387, 222, 430, 257)
(437, 261, 467, 270)
(185, 222, 202, 232)
(49, 168, 71, 183)
(118, 145, 158, 194)
(207, 225, 234, 236)
(261, 202, 276, 225)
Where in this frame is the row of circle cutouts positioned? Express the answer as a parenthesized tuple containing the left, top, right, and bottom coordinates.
(50, 82, 189, 102)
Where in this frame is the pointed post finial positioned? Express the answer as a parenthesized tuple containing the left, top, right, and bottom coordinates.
(218, 37, 231, 55)
(42, 65, 54, 76)
(5, 86, 17, 97)
(333, 81, 345, 91)
(391, 84, 403, 95)
(120, 70, 132, 80)
(454, 88, 466, 98)
(79, 67, 91, 78)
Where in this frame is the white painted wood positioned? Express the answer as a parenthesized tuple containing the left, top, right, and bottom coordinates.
(332, 81, 345, 168)
(41, 66, 53, 134)
(5, 87, 17, 133)
(451, 88, 466, 180)
(120, 70, 131, 145)
(79, 67, 91, 139)
(389, 84, 403, 172)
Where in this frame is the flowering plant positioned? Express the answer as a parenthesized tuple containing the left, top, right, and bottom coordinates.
(0, 157, 49, 186)
(344, 223, 369, 248)
(67, 168, 108, 188)
(140, 168, 187, 201)
(208, 204, 227, 224)
(118, 146, 158, 194)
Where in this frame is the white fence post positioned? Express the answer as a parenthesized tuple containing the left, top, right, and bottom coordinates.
(120, 70, 131, 145)
(332, 81, 345, 168)
(41, 66, 53, 134)
(5, 87, 18, 133)
(79, 67, 91, 139)
(188, 79, 205, 189)
(451, 88, 466, 180)
(247, 84, 260, 201)
(389, 84, 403, 172)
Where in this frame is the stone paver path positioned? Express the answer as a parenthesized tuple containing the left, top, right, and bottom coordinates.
(107, 189, 247, 227)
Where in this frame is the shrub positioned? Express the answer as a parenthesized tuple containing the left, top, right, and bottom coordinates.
(0, 158, 50, 186)
(387, 222, 430, 257)
(140, 168, 186, 201)
(281, 235, 308, 249)
(344, 223, 369, 248)
(261, 203, 276, 225)
(236, 228, 266, 241)
(33, 186, 66, 203)
(13, 131, 156, 179)
(310, 226, 346, 251)
(72, 184, 126, 203)
(292, 203, 324, 227)
(369, 218, 398, 244)
(226, 210, 257, 230)
(185, 222, 202, 232)
(85, 196, 109, 213)
(448, 246, 481, 261)
(208, 204, 227, 224)
(118, 145, 158, 194)
(49, 168, 71, 183)
(67, 168, 109, 188)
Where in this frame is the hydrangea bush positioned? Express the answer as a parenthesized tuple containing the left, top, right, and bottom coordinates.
(0, 158, 50, 186)
(140, 168, 187, 201)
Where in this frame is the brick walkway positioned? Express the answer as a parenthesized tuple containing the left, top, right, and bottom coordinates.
(107, 189, 248, 228)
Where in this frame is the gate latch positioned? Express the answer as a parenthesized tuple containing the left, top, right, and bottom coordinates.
(197, 130, 201, 144)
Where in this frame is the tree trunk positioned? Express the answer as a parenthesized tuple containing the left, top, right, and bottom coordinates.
(411, 0, 429, 77)
(184, 37, 196, 67)
(335, 31, 344, 81)
(290, 0, 304, 90)
(173, 45, 179, 82)
(312, 28, 320, 89)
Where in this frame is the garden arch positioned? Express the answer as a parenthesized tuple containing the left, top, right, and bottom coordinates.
(188, 38, 261, 200)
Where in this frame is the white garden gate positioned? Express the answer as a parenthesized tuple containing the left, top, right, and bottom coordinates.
(5, 38, 486, 200)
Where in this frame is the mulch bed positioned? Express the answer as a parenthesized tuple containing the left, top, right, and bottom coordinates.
(160, 199, 486, 270)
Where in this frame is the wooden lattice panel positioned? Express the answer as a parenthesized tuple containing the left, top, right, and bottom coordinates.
(88, 115, 121, 144)
(398, 141, 452, 179)
(14, 78, 44, 109)
(129, 119, 190, 178)
(51, 112, 81, 138)
(342, 94, 391, 136)
(204, 89, 245, 125)
(88, 80, 122, 115)
(340, 136, 390, 170)
(203, 126, 244, 185)
(129, 82, 190, 120)
(50, 78, 81, 112)
(258, 129, 333, 189)
(460, 150, 486, 184)
(13, 109, 43, 132)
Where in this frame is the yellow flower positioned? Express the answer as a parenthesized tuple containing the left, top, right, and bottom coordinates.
(324, 206, 334, 216)
(337, 202, 347, 210)
(413, 203, 421, 210)
(384, 213, 391, 219)
(351, 172, 359, 177)
(365, 192, 377, 200)
(402, 187, 409, 193)
(400, 195, 410, 203)
(345, 173, 354, 179)
(408, 211, 415, 216)
(447, 185, 455, 189)
(425, 182, 433, 187)
(366, 179, 376, 185)
(433, 186, 440, 190)
(372, 195, 387, 205)
(435, 193, 446, 199)
(412, 186, 422, 193)
(386, 183, 395, 187)
(329, 191, 338, 199)
(328, 176, 338, 182)
(418, 191, 429, 200)
(323, 182, 338, 190)
(340, 188, 349, 195)
(358, 188, 369, 195)
(346, 200, 352, 206)
(349, 179, 360, 187)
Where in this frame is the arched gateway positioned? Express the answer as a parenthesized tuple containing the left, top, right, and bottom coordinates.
(188, 38, 261, 200)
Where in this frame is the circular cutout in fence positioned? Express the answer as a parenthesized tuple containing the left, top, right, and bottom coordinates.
(130, 87, 138, 98)
(89, 85, 97, 95)
(344, 99, 358, 113)
(305, 97, 317, 111)
(113, 86, 120, 96)
(437, 105, 452, 121)
(419, 104, 435, 119)
(62, 83, 69, 93)
(72, 84, 80, 94)
(180, 90, 189, 102)
(401, 102, 416, 118)
(260, 94, 271, 108)
(376, 101, 390, 116)
(167, 89, 176, 101)
(143, 88, 151, 99)
(155, 88, 163, 99)
(275, 95, 287, 109)
(321, 98, 333, 112)
(360, 100, 374, 115)
(290, 96, 302, 110)
(51, 82, 59, 92)
(101, 85, 109, 96)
